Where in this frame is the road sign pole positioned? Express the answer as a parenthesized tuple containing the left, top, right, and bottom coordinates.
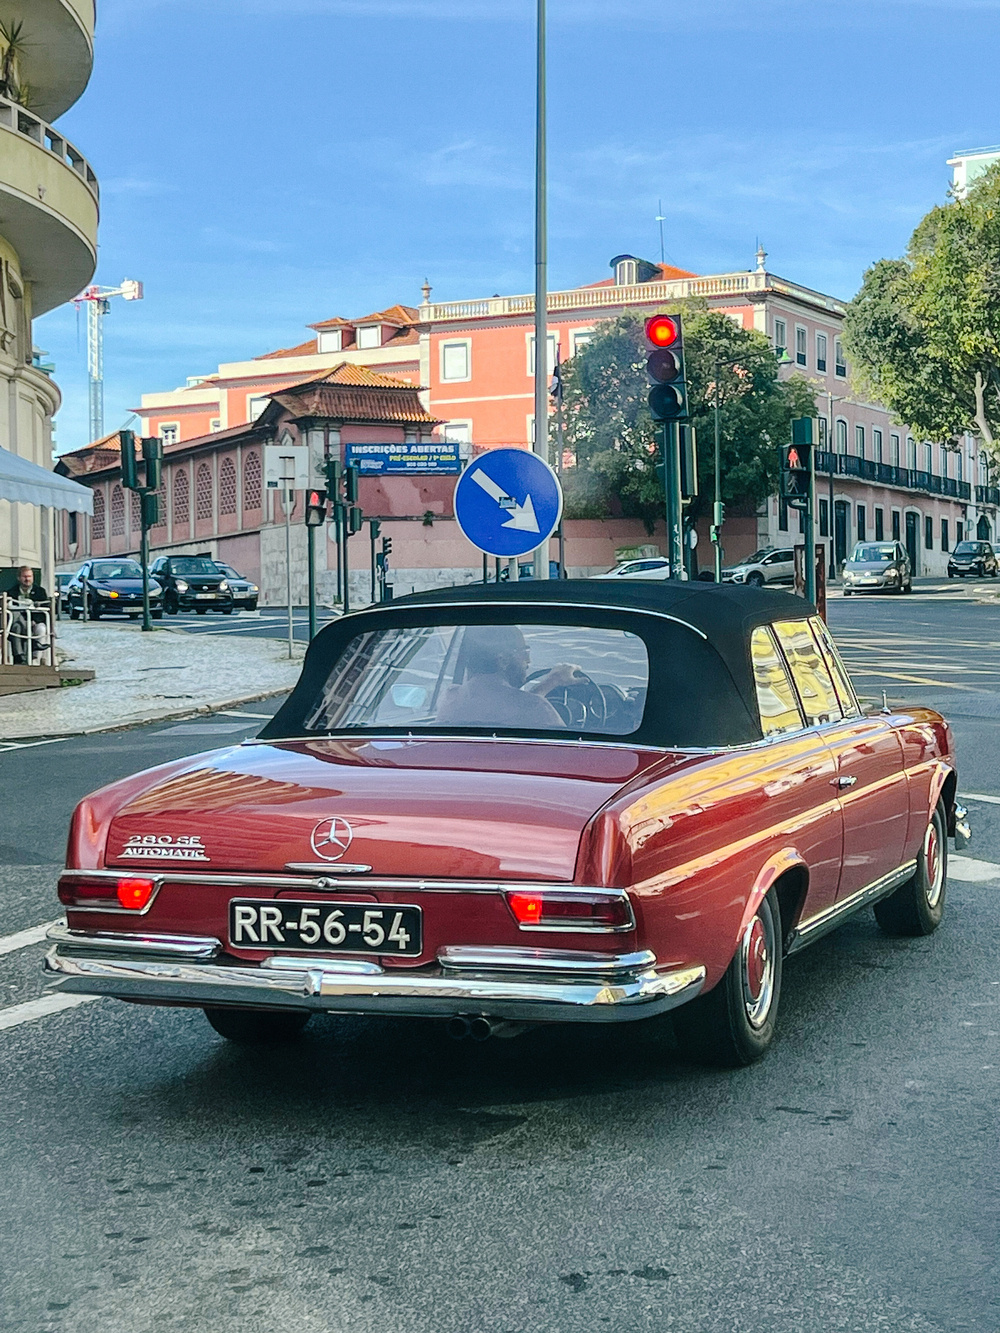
(140, 518, 151, 632)
(284, 486, 294, 659)
(532, 0, 549, 580)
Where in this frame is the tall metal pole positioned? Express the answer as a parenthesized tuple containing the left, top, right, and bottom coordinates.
(665, 423, 685, 578)
(805, 450, 817, 606)
(306, 523, 316, 641)
(284, 488, 294, 659)
(532, 0, 550, 580)
(827, 391, 837, 579)
(713, 361, 723, 581)
(140, 520, 151, 633)
(556, 391, 566, 577)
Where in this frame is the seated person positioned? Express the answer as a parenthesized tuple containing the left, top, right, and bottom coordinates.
(8, 565, 50, 666)
(437, 626, 578, 729)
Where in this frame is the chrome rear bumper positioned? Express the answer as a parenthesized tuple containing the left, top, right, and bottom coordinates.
(43, 926, 706, 1024)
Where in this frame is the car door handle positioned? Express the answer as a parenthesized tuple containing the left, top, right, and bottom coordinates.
(832, 776, 857, 789)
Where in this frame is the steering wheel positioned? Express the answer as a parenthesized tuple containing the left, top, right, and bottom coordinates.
(527, 668, 607, 730)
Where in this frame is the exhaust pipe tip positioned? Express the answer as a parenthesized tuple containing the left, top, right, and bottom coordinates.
(468, 1017, 493, 1042)
(446, 1016, 471, 1041)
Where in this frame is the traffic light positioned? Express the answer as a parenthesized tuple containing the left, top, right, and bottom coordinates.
(141, 436, 162, 491)
(140, 492, 159, 528)
(345, 464, 359, 504)
(120, 430, 139, 490)
(679, 424, 698, 500)
(305, 489, 328, 527)
(780, 442, 811, 499)
(368, 518, 381, 541)
(549, 361, 564, 408)
(381, 536, 392, 558)
(645, 314, 688, 422)
(348, 505, 363, 535)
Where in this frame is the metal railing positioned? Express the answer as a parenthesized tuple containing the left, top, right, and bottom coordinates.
(0, 94, 99, 199)
(814, 451, 971, 501)
(0, 594, 57, 667)
(976, 484, 1000, 506)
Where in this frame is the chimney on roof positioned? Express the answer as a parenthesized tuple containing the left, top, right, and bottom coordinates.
(755, 242, 767, 273)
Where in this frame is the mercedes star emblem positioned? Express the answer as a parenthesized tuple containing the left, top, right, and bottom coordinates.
(310, 816, 355, 862)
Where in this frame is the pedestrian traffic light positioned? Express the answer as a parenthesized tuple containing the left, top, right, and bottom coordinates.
(141, 436, 163, 490)
(345, 465, 359, 504)
(140, 492, 159, 528)
(348, 505, 363, 535)
(780, 441, 811, 499)
(645, 315, 688, 422)
(120, 430, 139, 490)
(305, 489, 328, 526)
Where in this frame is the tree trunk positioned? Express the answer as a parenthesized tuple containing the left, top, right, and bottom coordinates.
(974, 370, 996, 453)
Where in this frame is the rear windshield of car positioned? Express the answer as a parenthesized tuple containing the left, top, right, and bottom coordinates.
(92, 562, 142, 578)
(170, 558, 220, 575)
(850, 545, 896, 563)
(302, 623, 650, 737)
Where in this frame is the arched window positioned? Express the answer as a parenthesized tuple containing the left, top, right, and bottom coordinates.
(92, 489, 105, 541)
(196, 463, 213, 521)
(111, 484, 125, 536)
(174, 468, 190, 525)
(130, 488, 141, 533)
(243, 450, 261, 511)
(219, 457, 237, 515)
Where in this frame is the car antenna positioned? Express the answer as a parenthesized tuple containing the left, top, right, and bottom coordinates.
(881, 689, 891, 715)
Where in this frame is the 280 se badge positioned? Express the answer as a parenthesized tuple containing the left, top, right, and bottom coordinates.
(229, 899, 421, 955)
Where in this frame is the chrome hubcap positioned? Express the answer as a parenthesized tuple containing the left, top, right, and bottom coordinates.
(924, 818, 944, 908)
(740, 908, 776, 1029)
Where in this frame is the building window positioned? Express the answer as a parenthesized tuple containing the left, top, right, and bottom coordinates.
(855, 424, 866, 458)
(857, 504, 866, 541)
(819, 497, 829, 537)
(875, 506, 884, 540)
(527, 332, 559, 376)
(941, 518, 949, 552)
(571, 328, 595, 356)
(356, 325, 382, 349)
(68, 512, 78, 545)
(925, 514, 934, 550)
(890, 433, 900, 466)
(615, 258, 638, 286)
(219, 457, 237, 515)
(835, 419, 848, 454)
(778, 498, 789, 532)
(816, 333, 828, 372)
(907, 437, 916, 469)
(924, 442, 933, 473)
(834, 339, 847, 377)
(892, 510, 901, 541)
(443, 421, 472, 443)
(818, 416, 828, 449)
(110, 484, 125, 537)
(210, 419, 222, 433)
(440, 340, 471, 382)
(92, 490, 105, 541)
(173, 468, 190, 525)
(873, 428, 883, 463)
(957, 451, 963, 483)
(795, 326, 807, 366)
(243, 451, 262, 511)
(196, 463, 213, 521)
(160, 423, 179, 447)
(774, 319, 787, 356)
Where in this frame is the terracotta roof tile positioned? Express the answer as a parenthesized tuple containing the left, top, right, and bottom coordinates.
(255, 338, 319, 360)
(270, 364, 440, 425)
(308, 315, 356, 331)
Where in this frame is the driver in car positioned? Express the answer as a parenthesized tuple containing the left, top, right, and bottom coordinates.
(437, 626, 579, 728)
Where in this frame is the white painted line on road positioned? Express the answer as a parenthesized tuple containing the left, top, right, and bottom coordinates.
(0, 737, 69, 753)
(950, 855, 1000, 883)
(0, 921, 57, 957)
(0, 993, 98, 1033)
(961, 793, 1000, 806)
(216, 710, 274, 720)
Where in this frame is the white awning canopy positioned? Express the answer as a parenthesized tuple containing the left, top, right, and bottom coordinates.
(0, 447, 93, 514)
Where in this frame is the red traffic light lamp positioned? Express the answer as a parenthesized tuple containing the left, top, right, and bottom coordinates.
(645, 315, 680, 348)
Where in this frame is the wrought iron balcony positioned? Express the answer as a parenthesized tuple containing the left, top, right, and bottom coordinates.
(814, 451, 971, 501)
(976, 484, 1000, 506)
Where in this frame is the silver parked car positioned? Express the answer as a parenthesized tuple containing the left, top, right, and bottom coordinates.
(842, 541, 912, 596)
(591, 557, 671, 580)
(721, 547, 794, 587)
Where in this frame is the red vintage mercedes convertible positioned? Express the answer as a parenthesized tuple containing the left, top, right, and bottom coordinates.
(44, 582, 970, 1066)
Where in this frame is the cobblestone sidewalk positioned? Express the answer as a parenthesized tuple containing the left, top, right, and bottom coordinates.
(0, 622, 303, 741)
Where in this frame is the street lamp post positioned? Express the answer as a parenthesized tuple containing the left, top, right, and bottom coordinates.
(531, 0, 549, 580)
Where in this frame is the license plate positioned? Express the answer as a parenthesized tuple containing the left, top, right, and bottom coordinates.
(228, 899, 422, 955)
(195, 592, 215, 598)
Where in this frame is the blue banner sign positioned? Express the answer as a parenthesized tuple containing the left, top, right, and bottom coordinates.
(345, 442, 462, 475)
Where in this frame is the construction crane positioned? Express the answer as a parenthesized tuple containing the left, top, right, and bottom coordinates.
(74, 279, 143, 442)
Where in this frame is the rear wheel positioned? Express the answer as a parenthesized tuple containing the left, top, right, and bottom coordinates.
(88, 604, 101, 620)
(203, 1007, 311, 1045)
(874, 800, 946, 937)
(673, 890, 782, 1067)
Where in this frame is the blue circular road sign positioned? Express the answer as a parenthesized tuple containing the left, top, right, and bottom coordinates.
(453, 448, 563, 559)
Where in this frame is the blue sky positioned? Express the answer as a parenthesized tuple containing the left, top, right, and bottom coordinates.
(37, 0, 1000, 454)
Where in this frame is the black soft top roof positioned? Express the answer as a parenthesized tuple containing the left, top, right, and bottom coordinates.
(262, 579, 817, 748)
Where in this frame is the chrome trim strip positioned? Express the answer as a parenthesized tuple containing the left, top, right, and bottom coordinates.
(240, 734, 668, 753)
(331, 598, 710, 640)
(46, 923, 221, 960)
(787, 859, 918, 954)
(262, 955, 383, 975)
(437, 946, 656, 975)
(44, 947, 706, 1025)
(284, 862, 373, 875)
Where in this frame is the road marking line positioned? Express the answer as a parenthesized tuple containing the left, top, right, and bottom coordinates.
(950, 855, 1000, 883)
(216, 711, 274, 720)
(0, 993, 98, 1033)
(0, 737, 70, 752)
(0, 921, 57, 957)
(961, 793, 1000, 805)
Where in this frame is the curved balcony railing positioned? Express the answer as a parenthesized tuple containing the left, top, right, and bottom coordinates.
(0, 93, 98, 200)
(815, 451, 971, 501)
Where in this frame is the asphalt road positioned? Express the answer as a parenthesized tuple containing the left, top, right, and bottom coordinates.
(1, 594, 998, 1332)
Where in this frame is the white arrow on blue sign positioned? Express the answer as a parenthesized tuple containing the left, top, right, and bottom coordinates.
(453, 448, 563, 559)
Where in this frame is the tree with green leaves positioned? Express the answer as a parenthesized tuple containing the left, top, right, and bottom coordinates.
(557, 305, 815, 531)
(844, 163, 1000, 453)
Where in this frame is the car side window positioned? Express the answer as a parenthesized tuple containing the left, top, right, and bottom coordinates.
(809, 617, 862, 718)
(772, 619, 842, 727)
(750, 626, 804, 737)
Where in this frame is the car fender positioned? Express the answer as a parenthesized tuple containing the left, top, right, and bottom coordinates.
(736, 846, 808, 945)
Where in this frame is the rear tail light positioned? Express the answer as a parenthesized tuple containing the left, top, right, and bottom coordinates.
(503, 889, 634, 933)
(59, 875, 157, 912)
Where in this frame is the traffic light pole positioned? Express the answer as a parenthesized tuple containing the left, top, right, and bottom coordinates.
(306, 522, 316, 641)
(284, 487, 294, 659)
(139, 519, 151, 633)
(664, 423, 685, 579)
(532, 0, 549, 581)
(805, 463, 817, 606)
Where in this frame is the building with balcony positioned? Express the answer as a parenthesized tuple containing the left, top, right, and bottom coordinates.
(0, 0, 98, 586)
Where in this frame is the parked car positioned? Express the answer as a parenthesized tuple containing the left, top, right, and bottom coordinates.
(721, 547, 794, 587)
(498, 560, 562, 581)
(54, 571, 75, 614)
(842, 541, 912, 596)
(44, 581, 968, 1068)
(66, 560, 163, 620)
(149, 554, 234, 614)
(214, 562, 259, 611)
(947, 540, 998, 578)
(592, 557, 671, 580)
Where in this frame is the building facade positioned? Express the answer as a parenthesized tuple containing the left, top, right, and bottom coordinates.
(0, 0, 98, 585)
